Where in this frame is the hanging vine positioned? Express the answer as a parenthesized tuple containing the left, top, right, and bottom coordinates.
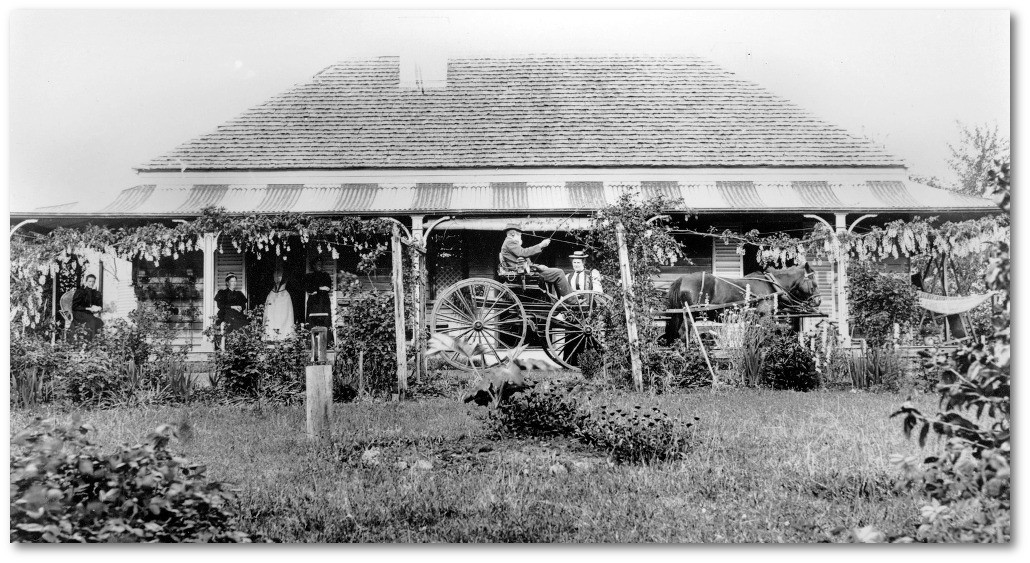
(10, 206, 392, 328)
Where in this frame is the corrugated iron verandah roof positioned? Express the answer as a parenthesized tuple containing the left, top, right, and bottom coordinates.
(52, 179, 996, 217)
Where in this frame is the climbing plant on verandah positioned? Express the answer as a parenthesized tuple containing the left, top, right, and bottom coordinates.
(10, 206, 392, 329)
(576, 191, 686, 386)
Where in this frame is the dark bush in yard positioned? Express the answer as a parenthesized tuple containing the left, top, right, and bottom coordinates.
(10, 416, 266, 543)
(658, 340, 712, 390)
(488, 386, 582, 438)
(761, 326, 820, 391)
(578, 404, 697, 463)
(10, 302, 194, 409)
(335, 273, 399, 395)
(847, 262, 919, 346)
(213, 313, 307, 404)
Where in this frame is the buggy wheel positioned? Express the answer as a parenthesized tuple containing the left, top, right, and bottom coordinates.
(429, 278, 527, 371)
(544, 291, 615, 370)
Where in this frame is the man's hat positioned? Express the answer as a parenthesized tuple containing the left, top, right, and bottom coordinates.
(569, 250, 590, 260)
(503, 223, 524, 234)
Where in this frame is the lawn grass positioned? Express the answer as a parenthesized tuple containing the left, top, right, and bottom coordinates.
(10, 388, 939, 542)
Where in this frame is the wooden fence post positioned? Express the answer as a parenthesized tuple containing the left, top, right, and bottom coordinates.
(391, 224, 408, 400)
(306, 364, 332, 440)
(615, 222, 643, 392)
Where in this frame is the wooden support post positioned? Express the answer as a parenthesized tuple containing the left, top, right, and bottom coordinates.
(201, 233, 217, 350)
(51, 263, 59, 344)
(305, 364, 333, 440)
(410, 215, 426, 384)
(391, 224, 408, 400)
(834, 213, 851, 343)
(615, 223, 643, 392)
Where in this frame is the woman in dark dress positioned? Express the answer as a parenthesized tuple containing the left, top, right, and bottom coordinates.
(214, 274, 249, 338)
(71, 274, 105, 341)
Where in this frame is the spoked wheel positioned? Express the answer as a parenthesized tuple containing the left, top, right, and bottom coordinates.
(429, 279, 527, 371)
(544, 291, 616, 370)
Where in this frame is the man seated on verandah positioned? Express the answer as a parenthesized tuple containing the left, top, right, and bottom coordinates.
(499, 224, 575, 301)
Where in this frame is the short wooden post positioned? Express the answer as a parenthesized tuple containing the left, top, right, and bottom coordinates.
(615, 223, 643, 392)
(391, 224, 408, 400)
(306, 364, 332, 440)
(357, 350, 365, 395)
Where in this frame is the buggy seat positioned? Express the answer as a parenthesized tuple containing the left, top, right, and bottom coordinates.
(496, 253, 558, 299)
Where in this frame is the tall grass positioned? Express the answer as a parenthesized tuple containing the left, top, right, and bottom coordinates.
(10, 390, 936, 542)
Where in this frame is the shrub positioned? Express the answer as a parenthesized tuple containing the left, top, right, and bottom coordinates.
(889, 160, 1011, 543)
(488, 386, 582, 438)
(335, 274, 399, 395)
(10, 302, 195, 409)
(213, 314, 308, 404)
(578, 404, 696, 463)
(847, 263, 919, 346)
(761, 326, 819, 391)
(10, 416, 266, 543)
(651, 340, 711, 392)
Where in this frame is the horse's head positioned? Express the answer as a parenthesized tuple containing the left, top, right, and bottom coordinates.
(768, 263, 821, 307)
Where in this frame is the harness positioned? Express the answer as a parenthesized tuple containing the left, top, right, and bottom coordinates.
(695, 270, 817, 310)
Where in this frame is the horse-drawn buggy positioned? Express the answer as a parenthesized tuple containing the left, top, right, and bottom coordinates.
(429, 260, 616, 371)
(429, 255, 824, 371)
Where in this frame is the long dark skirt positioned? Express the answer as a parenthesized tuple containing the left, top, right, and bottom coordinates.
(70, 311, 104, 341)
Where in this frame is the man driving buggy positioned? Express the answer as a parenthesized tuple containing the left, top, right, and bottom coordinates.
(499, 224, 576, 301)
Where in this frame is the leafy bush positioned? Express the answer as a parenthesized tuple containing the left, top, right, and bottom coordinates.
(10, 416, 266, 543)
(889, 160, 1011, 543)
(10, 302, 195, 409)
(488, 386, 582, 438)
(761, 326, 819, 391)
(652, 340, 711, 392)
(847, 263, 919, 346)
(579, 404, 696, 463)
(335, 273, 399, 395)
(213, 313, 308, 404)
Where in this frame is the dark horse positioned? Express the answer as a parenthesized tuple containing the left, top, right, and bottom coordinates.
(664, 264, 821, 343)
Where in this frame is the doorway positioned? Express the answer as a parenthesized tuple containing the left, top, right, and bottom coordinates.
(245, 237, 307, 324)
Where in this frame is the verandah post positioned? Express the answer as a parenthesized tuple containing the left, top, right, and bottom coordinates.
(391, 224, 408, 400)
(615, 222, 643, 392)
(410, 215, 426, 384)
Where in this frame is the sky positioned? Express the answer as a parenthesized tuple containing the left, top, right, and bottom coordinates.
(5, 8, 1012, 212)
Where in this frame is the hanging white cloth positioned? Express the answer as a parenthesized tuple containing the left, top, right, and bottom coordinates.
(264, 282, 295, 341)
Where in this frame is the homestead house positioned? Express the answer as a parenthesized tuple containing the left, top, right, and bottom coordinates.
(11, 56, 998, 357)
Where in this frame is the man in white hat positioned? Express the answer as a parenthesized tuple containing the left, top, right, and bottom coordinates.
(566, 250, 603, 293)
(499, 224, 575, 299)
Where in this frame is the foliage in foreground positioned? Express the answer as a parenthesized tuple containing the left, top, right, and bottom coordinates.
(10, 416, 266, 543)
(889, 160, 1011, 543)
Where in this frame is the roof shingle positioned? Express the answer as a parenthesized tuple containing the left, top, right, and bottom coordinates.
(139, 56, 905, 171)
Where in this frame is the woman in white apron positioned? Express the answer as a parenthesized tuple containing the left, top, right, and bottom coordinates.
(264, 270, 295, 341)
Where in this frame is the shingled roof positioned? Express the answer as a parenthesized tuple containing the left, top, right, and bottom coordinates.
(139, 56, 905, 171)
